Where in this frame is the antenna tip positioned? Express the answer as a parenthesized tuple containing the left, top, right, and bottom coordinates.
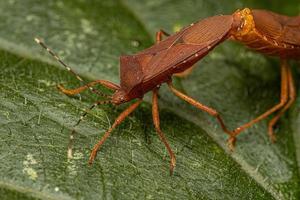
(34, 38, 41, 44)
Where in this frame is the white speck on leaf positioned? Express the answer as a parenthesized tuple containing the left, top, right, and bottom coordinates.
(38, 79, 56, 87)
(67, 151, 84, 176)
(81, 18, 97, 35)
(23, 154, 38, 180)
(131, 40, 140, 47)
(8, 0, 15, 5)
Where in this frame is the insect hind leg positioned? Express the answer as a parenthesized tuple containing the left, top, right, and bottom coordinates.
(230, 60, 289, 144)
(268, 61, 296, 142)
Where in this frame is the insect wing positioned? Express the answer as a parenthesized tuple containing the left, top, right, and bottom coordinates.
(281, 16, 300, 46)
(252, 10, 300, 46)
(142, 15, 234, 79)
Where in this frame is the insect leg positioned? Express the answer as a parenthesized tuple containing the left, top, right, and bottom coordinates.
(268, 61, 296, 142)
(174, 66, 196, 78)
(230, 60, 289, 143)
(68, 100, 112, 159)
(152, 88, 176, 175)
(57, 80, 120, 97)
(156, 29, 170, 43)
(88, 99, 142, 165)
(167, 81, 232, 135)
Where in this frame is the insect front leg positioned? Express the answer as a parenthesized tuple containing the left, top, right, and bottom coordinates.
(152, 87, 176, 175)
(57, 80, 120, 97)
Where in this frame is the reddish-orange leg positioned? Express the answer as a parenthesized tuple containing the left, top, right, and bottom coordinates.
(59, 80, 120, 159)
(57, 79, 120, 96)
(156, 29, 170, 42)
(153, 30, 176, 174)
(268, 61, 295, 142)
(167, 81, 232, 135)
(152, 88, 176, 175)
(89, 99, 142, 164)
(230, 59, 290, 146)
(174, 66, 196, 78)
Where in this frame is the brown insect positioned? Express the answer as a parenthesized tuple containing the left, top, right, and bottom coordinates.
(35, 8, 299, 174)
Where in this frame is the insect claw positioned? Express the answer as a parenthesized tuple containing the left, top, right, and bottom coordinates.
(271, 135, 277, 143)
(169, 168, 174, 176)
(56, 84, 71, 95)
(227, 136, 236, 151)
(56, 83, 64, 90)
(88, 152, 96, 165)
(169, 157, 176, 176)
(268, 129, 277, 143)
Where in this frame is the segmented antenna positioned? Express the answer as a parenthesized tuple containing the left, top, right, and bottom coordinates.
(34, 38, 109, 98)
(68, 99, 112, 159)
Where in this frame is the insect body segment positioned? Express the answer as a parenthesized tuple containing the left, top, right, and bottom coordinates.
(36, 8, 298, 175)
(232, 9, 300, 58)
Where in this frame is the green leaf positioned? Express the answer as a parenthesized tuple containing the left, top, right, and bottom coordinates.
(0, 0, 299, 199)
